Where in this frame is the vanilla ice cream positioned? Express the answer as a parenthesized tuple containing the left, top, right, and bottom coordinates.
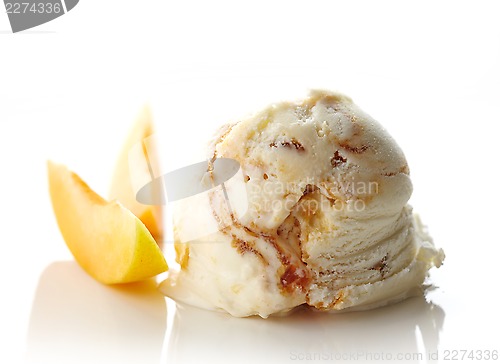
(160, 90, 444, 318)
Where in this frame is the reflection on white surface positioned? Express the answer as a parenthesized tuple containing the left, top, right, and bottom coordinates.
(168, 296, 444, 364)
(25, 261, 445, 364)
(26, 261, 167, 364)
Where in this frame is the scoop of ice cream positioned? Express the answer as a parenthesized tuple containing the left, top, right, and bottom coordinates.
(160, 90, 444, 318)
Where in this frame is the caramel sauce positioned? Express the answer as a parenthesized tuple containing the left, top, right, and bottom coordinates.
(331, 150, 347, 168)
(338, 142, 369, 154)
(280, 265, 309, 294)
(269, 138, 305, 152)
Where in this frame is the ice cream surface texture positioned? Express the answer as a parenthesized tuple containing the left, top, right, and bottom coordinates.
(160, 90, 444, 318)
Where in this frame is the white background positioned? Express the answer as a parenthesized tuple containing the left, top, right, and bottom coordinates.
(1, 1, 500, 363)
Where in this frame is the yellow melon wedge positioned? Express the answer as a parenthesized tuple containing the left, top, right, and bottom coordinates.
(109, 106, 163, 242)
(47, 161, 168, 284)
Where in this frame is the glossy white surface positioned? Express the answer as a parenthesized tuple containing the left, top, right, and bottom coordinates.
(1, 1, 500, 363)
(27, 261, 445, 364)
(26, 262, 167, 364)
